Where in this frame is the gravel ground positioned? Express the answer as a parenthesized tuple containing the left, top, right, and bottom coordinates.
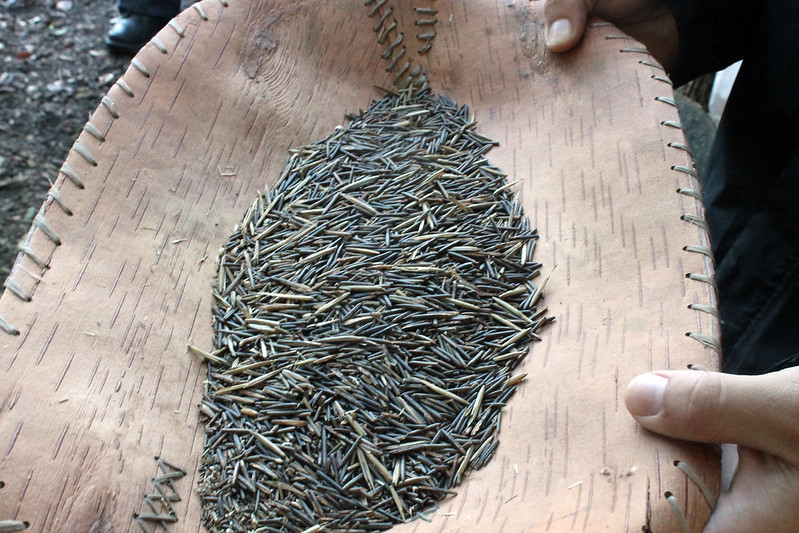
(0, 0, 131, 281)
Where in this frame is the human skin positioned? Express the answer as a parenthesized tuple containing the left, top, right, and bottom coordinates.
(543, 4, 799, 529)
(543, 0, 678, 72)
(624, 369, 799, 532)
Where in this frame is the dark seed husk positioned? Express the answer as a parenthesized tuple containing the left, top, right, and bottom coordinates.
(197, 85, 552, 533)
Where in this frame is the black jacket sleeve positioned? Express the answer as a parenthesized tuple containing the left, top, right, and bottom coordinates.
(663, 0, 768, 85)
(691, 0, 799, 373)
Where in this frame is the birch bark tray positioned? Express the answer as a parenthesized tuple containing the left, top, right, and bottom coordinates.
(0, 1, 720, 531)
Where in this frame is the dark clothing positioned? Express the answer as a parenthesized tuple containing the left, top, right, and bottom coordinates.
(117, 0, 180, 19)
(665, 0, 799, 374)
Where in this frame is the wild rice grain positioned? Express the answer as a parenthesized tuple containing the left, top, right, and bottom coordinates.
(198, 86, 552, 532)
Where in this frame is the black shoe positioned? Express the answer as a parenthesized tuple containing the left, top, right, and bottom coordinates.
(105, 13, 170, 55)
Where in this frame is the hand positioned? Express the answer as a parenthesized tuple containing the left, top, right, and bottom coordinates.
(625, 367, 799, 532)
(543, 0, 679, 72)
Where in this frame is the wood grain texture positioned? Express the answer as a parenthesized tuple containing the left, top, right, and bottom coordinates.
(0, 1, 720, 531)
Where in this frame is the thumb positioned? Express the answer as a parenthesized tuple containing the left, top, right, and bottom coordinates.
(543, 0, 590, 52)
(624, 368, 799, 463)
(703, 446, 799, 533)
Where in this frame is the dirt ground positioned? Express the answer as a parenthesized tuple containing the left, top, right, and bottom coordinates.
(0, 0, 131, 281)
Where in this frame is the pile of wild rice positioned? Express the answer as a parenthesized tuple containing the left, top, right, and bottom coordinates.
(197, 87, 551, 532)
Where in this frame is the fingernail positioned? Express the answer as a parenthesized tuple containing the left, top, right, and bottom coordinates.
(625, 373, 667, 417)
(546, 19, 573, 49)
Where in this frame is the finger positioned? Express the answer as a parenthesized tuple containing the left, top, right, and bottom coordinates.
(624, 368, 799, 463)
(703, 446, 799, 533)
(543, 0, 590, 52)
